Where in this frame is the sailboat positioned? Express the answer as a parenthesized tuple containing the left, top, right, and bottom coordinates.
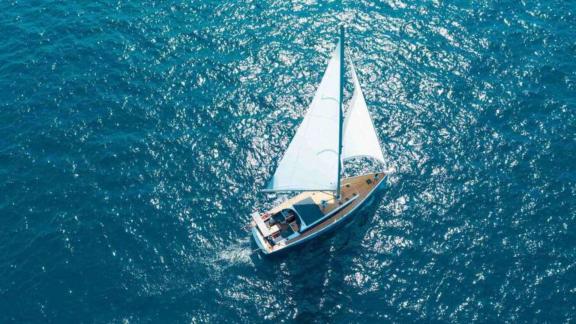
(249, 27, 387, 255)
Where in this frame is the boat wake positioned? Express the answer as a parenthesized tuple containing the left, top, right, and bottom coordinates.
(214, 237, 254, 266)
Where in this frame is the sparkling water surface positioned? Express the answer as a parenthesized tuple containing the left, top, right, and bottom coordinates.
(1, 0, 575, 322)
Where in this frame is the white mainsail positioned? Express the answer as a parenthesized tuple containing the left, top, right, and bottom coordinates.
(265, 41, 343, 192)
(341, 62, 385, 163)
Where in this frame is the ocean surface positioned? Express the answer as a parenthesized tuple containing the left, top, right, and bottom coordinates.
(1, 0, 575, 322)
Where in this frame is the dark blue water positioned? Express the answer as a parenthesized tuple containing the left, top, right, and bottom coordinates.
(1, 0, 575, 322)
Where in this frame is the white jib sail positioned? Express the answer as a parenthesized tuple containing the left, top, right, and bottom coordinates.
(266, 41, 342, 192)
(341, 62, 385, 163)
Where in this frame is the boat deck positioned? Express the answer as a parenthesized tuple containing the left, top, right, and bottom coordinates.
(270, 173, 381, 212)
(255, 173, 385, 252)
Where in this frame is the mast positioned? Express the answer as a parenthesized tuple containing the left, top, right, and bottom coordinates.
(336, 25, 345, 198)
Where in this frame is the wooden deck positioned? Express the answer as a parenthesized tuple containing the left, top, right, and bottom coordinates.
(260, 172, 385, 252)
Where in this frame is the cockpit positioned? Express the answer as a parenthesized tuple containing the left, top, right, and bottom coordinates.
(251, 198, 339, 246)
(265, 208, 301, 244)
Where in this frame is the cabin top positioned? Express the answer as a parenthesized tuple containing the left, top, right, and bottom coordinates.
(293, 198, 325, 227)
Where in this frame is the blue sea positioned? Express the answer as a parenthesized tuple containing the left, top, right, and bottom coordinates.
(1, 0, 575, 322)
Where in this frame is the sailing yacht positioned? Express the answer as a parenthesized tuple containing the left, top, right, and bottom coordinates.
(249, 27, 387, 255)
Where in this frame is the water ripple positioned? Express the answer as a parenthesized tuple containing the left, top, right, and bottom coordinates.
(0, 0, 575, 322)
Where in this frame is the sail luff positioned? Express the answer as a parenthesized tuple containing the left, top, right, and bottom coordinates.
(336, 26, 345, 197)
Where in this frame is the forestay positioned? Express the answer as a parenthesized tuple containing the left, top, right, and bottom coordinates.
(341, 62, 385, 163)
(265, 41, 342, 192)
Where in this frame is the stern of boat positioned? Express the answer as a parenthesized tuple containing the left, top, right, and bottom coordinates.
(251, 225, 271, 254)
